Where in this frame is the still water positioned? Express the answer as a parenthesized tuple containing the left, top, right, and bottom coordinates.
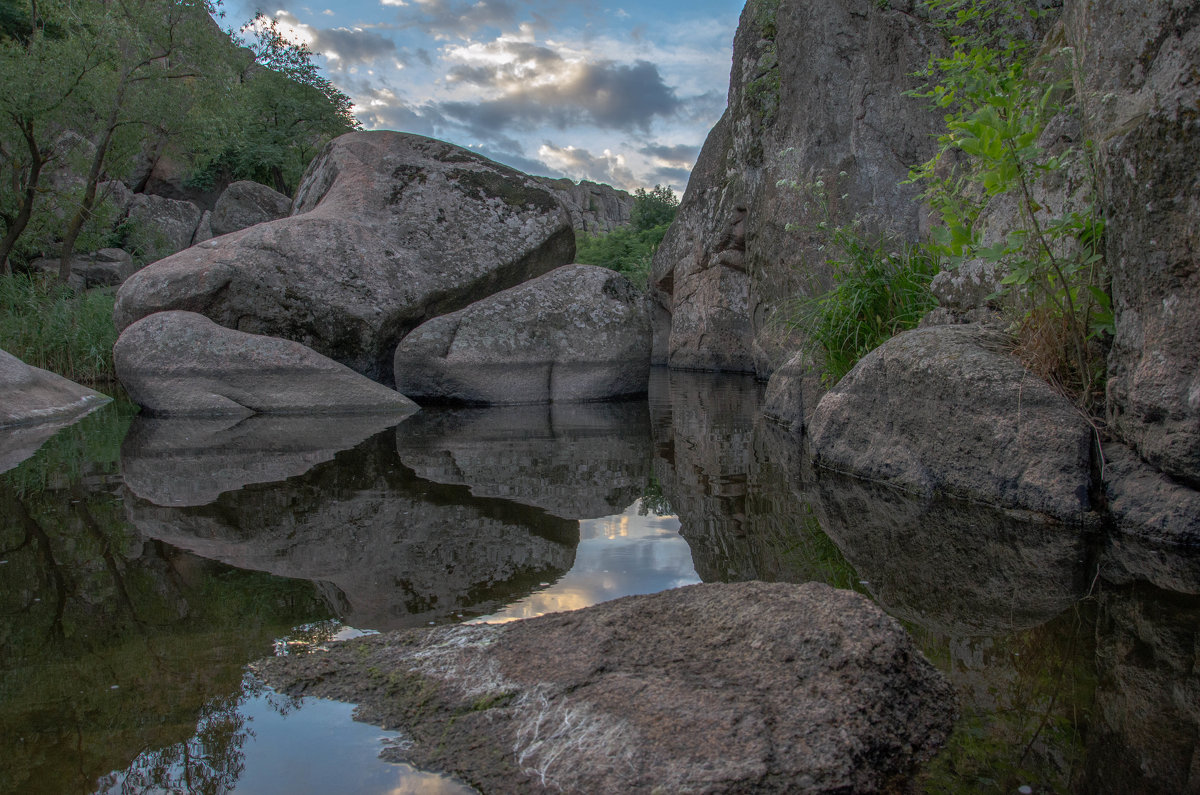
(2, 369, 1197, 794)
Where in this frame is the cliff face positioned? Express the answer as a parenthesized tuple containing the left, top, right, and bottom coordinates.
(537, 178, 634, 235)
(650, 0, 943, 376)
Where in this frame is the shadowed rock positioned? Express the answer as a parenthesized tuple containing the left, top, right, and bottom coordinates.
(395, 401, 649, 520)
(114, 131, 574, 383)
(209, 180, 291, 236)
(114, 311, 419, 418)
(0, 348, 110, 431)
(121, 412, 414, 506)
(808, 467, 1092, 636)
(126, 432, 578, 629)
(255, 581, 956, 794)
(808, 325, 1095, 522)
(394, 265, 649, 404)
(1103, 443, 1200, 549)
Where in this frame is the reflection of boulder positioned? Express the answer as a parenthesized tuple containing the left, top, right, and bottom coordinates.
(395, 401, 649, 520)
(648, 369, 855, 586)
(127, 433, 578, 629)
(1083, 585, 1200, 794)
(121, 413, 415, 506)
(258, 582, 956, 794)
(808, 469, 1091, 635)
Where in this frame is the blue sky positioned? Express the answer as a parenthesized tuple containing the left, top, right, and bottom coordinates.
(213, 0, 745, 192)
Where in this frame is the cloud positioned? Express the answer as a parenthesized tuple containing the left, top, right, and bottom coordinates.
(314, 26, 398, 67)
(439, 58, 681, 133)
(647, 166, 693, 192)
(537, 144, 636, 190)
(639, 143, 700, 166)
(385, 0, 520, 37)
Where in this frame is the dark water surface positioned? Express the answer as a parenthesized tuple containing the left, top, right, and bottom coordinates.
(2, 370, 1197, 794)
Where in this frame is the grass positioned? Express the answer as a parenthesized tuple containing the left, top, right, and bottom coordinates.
(0, 273, 118, 384)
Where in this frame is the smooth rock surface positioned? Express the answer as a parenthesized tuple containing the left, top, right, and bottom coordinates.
(394, 264, 650, 404)
(209, 180, 292, 236)
(256, 581, 956, 794)
(114, 131, 575, 383)
(650, 0, 942, 376)
(808, 324, 1095, 521)
(114, 310, 419, 417)
(0, 349, 110, 428)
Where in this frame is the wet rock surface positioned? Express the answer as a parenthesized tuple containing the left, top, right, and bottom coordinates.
(255, 581, 956, 794)
(113, 131, 574, 383)
(808, 325, 1095, 521)
(114, 310, 419, 417)
(394, 265, 650, 404)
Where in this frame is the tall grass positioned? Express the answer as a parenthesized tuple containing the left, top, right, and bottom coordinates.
(0, 274, 117, 383)
(785, 233, 940, 386)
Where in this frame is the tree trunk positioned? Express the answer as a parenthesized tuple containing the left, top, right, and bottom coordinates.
(57, 77, 127, 283)
(0, 123, 49, 275)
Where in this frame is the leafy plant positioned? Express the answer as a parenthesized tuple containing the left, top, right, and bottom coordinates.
(575, 223, 670, 290)
(907, 0, 1110, 409)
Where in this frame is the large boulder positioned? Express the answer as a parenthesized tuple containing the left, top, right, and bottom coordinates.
(209, 180, 292, 237)
(113, 131, 575, 384)
(114, 310, 419, 418)
(0, 348, 109, 428)
(1063, 0, 1200, 486)
(650, 0, 943, 376)
(256, 581, 956, 793)
(124, 193, 203, 262)
(393, 264, 650, 404)
(808, 324, 1095, 521)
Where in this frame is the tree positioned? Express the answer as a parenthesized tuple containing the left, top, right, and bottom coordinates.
(630, 184, 679, 231)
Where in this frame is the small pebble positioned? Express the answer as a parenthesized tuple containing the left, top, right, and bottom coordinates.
(1019, 786, 1033, 794)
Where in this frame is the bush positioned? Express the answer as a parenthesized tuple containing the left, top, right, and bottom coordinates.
(575, 223, 670, 290)
(0, 274, 117, 383)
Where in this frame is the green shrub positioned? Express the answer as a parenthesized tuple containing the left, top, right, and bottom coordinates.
(0, 273, 117, 383)
(575, 222, 670, 290)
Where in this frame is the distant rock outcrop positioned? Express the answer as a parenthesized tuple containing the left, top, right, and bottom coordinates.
(650, 0, 942, 377)
(536, 177, 633, 234)
(394, 264, 650, 404)
(113, 131, 575, 384)
(256, 581, 956, 793)
(114, 310, 419, 418)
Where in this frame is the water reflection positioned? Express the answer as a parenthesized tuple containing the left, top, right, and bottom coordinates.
(3, 373, 1200, 794)
(473, 500, 700, 623)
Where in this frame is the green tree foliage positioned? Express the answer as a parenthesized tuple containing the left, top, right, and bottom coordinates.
(908, 0, 1109, 408)
(576, 184, 678, 289)
(630, 184, 679, 231)
(191, 13, 359, 195)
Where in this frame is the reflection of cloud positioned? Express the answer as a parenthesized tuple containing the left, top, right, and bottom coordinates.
(473, 503, 700, 624)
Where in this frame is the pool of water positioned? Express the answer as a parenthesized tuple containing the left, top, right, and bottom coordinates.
(1, 369, 1197, 794)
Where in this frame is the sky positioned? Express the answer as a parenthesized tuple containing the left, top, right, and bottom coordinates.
(212, 0, 746, 193)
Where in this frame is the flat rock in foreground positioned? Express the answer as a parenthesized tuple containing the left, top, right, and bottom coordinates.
(114, 311, 419, 418)
(256, 581, 956, 793)
(394, 264, 650, 404)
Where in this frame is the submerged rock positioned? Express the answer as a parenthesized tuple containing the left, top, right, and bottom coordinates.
(0, 348, 109, 429)
(114, 131, 574, 383)
(394, 264, 650, 404)
(808, 324, 1095, 522)
(114, 310, 419, 418)
(255, 581, 956, 793)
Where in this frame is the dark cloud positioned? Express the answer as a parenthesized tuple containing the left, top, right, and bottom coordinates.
(647, 166, 693, 192)
(390, 0, 519, 37)
(639, 143, 700, 166)
(471, 147, 563, 179)
(440, 60, 681, 133)
(312, 27, 397, 67)
(356, 96, 446, 138)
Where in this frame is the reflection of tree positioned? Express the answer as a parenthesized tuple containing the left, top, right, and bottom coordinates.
(636, 475, 674, 517)
(95, 690, 251, 795)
